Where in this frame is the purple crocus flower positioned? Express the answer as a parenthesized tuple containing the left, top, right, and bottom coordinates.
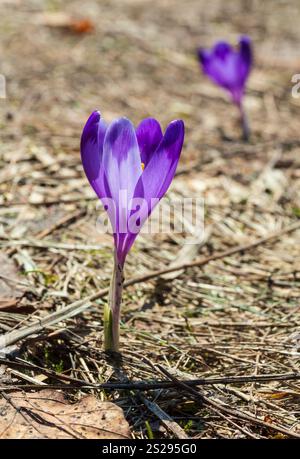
(197, 36, 252, 140)
(81, 111, 184, 351)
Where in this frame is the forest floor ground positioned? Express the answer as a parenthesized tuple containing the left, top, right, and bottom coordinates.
(0, 0, 300, 439)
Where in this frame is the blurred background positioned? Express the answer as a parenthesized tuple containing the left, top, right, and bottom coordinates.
(1, 0, 300, 159)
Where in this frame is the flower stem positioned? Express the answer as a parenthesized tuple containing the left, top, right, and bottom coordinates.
(104, 250, 124, 352)
(238, 102, 250, 142)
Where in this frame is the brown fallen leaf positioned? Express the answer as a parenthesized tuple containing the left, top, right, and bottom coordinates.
(71, 19, 95, 34)
(0, 252, 27, 310)
(0, 298, 18, 311)
(0, 390, 131, 439)
(34, 12, 94, 34)
(263, 415, 274, 424)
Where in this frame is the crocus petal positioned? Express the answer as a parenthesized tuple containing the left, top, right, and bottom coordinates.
(238, 35, 252, 83)
(121, 120, 184, 258)
(135, 119, 184, 216)
(143, 120, 184, 198)
(102, 117, 143, 263)
(136, 118, 163, 167)
(197, 48, 210, 67)
(102, 117, 142, 206)
(203, 42, 238, 91)
(80, 110, 107, 197)
(214, 41, 232, 59)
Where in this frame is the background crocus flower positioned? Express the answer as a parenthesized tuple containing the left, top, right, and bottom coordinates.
(81, 111, 184, 351)
(197, 36, 252, 140)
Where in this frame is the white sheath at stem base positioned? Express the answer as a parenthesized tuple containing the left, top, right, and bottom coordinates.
(104, 250, 124, 352)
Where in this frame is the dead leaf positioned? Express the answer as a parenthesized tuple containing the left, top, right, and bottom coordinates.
(0, 253, 26, 310)
(263, 415, 274, 424)
(0, 390, 130, 439)
(34, 12, 94, 34)
(71, 19, 94, 34)
(0, 298, 18, 311)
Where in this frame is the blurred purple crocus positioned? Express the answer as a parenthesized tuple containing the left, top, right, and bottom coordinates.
(81, 111, 184, 351)
(197, 36, 252, 140)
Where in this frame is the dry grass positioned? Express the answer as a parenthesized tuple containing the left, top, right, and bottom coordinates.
(0, 0, 300, 439)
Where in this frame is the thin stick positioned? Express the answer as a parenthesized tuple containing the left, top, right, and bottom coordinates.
(124, 220, 300, 286)
(157, 365, 300, 439)
(139, 394, 189, 439)
(5, 209, 86, 258)
(1, 358, 300, 390)
(35, 209, 86, 239)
